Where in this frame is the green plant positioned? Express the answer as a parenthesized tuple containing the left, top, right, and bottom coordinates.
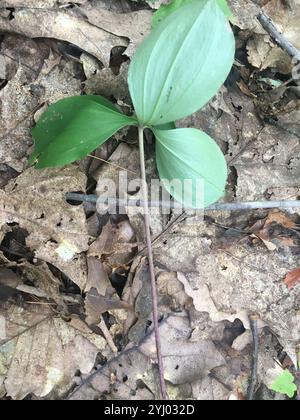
(270, 370, 297, 398)
(29, 0, 235, 398)
(30, 0, 234, 209)
(152, 0, 233, 28)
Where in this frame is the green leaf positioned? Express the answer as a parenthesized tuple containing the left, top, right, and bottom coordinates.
(154, 121, 176, 130)
(29, 95, 137, 168)
(152, 0, 233, 28)
(153, 127, 227, 207)
(270, 370, 297, 398)
(128, 0, 235, 126)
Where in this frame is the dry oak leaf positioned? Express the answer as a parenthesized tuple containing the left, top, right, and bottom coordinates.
(0, 8, 127, 67)
(0, 304, 107, 399)
(70, 314, 225, 399)
(140, 314, 226, 385)
(284, 267, 300, 289)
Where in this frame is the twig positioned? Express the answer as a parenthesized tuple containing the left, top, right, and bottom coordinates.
(257, 11, 300, 62)
(138, 126, 167, 400)
(247, 314, 259, 400)
(87, 154, 137, 175)
(66, 193, 300, 212)
(98, 315, 118, 353)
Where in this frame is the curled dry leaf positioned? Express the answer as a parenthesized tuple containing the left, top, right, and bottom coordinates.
(157, 271, 193, 310)
(230, 0, 300, 73)
(0, 303, 107, 399)
(84, 220, 135, 326)
(84, 257, 131, 326)
(88, 220, 136, 272)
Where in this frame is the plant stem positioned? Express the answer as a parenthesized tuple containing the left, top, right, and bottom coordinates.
(138, 126, 167, 400)
(247, 314, 259, 400)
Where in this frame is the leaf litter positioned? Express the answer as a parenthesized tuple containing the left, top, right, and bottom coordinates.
(0, 0, 299, 400)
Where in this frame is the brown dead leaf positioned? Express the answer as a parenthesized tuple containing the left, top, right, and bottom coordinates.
(157, 271, 193, 310)
(265, 210, 297, 230)
(84, 63, 130, 103)
(176, 272, 249, 327)
(140, 315, 225, 385)
(250, 233, 277, 251)
(84, 257, 131, 325)
(284, 267, 300, 289)
(88, 220, 136, 271)
(19, 261, 65, 309)
(79, 5, 152, 57)
(0, 8, 127, 67)
(0, 166, 89, 289)
(70, 314, 225, 399)
(0, 302, 107, 399)
(249, 1, 300, 73)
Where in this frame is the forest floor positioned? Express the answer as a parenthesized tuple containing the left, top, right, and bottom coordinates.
(0, 0, 299, 400)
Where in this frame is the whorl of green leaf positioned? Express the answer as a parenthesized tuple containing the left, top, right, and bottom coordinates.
(30, 0, 235, 208)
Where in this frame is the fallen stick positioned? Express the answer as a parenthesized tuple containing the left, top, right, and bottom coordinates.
(247, 314, 260, 400)
(66, 193, 300, 212)
(257, 11, 300, 63)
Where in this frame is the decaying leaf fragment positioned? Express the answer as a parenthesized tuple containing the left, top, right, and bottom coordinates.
(0, 8, 127, 67)
(284, 267, 300, 289)
(84, 257, 131, 326)
(84, 221, 135, 325)
(70, 314, 225, 399)
(0, 303, 107, 399)
(0, 166, 89, 289)
(79, 5, 152, 58)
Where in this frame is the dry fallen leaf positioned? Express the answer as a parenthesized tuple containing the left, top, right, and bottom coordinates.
(84, 257, 131, 326)
(265, 211, 297, 230)
(0, 166, 89, 289)
(0, 8, 127, 67)
(284, 267, 300, 289)
(70, 314, 225, 400)
(0, 303, 107, 399)
(140, 314, 225, 385)
(176, 272, 250, 327)
(79, 6, 152, 57)
(230, 0, 300, 73)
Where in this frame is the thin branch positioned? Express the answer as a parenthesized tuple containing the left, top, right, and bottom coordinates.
(247, 314, 259, 400)
(87, 154, 137, 175)
(138, 126, 167, 400)
(98, 315, 118, 354)
(257, 11, 300, 62)
(65, 193, 300, 212)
